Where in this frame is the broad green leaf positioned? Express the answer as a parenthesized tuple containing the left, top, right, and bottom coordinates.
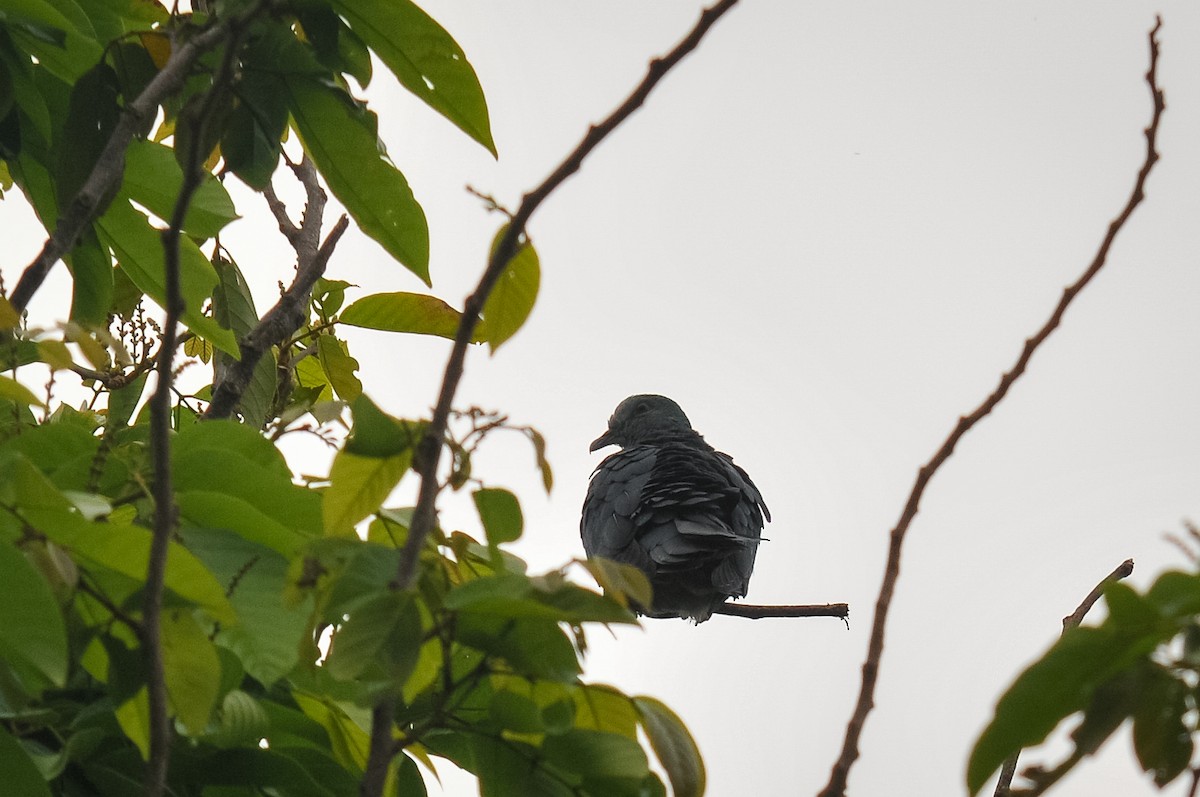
(1132, 666, 1193, 786)
(331, 0, 494, 155)
(287, 76, 429, 283)
(542, 729, 649, 779)
(6, 0, 103, 83)
(316, 336, 362, 401)
(1145, 571, 1200, 619)
(0, 375, 44, 407)
(186, 748, 337, 797)
(473, 487, 522, 545)
(96, 198, 238, 354)
(181, 529, 309, 687)
(339, 291, 463, 340)
(635, 697, 705, 797)
(573, 685, 640, 739)
(55, 62, 120, 210)
(122, 139, 238, 239)
(223, 70, 289, 190)
(478, 228, 539, 352)
(584, 557, 653, 612)
(324, 591, 422, 688)
(323, 450, 412, 537)
(967, 625, 1164, 794)
(173, 444, 321, 537)
(291, 691, 371, 772)
(21, 506, 236, 624)
(0, 725, 50, 797)
(455, 614, 580, 681)
(65, 226, 113, 324)
(345, 395, 422, 458)
(174, 419, 292, 478)
(116, 687, 151, 759)
(0, 541, 68, 687)
(161, 608, 220, 735)
(177, 491, 310, 556)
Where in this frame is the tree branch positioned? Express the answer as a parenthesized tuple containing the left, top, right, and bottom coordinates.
(9, 4, 266, 314)
(713, 602, 849, 620)
(994, 558, 1135, 796)
(205, 158, 349, 421)
(362, 3, 741, 795)
(142, 17, 252, 797)
(817, 18, 1164, 797)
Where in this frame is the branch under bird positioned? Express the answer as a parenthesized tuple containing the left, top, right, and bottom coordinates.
(581, 394, 770, 623)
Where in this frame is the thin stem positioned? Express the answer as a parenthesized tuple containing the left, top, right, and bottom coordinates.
(712, 602, 849, 620)
(817, 17, 1165, 797)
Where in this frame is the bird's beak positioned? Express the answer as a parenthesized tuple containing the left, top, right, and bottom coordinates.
(589, 430, 616, 452)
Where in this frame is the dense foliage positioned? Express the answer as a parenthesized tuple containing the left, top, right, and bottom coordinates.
(0, 1, 705, 795)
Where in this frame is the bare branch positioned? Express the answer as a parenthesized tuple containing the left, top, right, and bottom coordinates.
(205, 158, 349, 421)
(393, 0, 740, 591)
(363, 3, 741, 795)
(817, 18, 1165, 797)
(994, 558, 1135, 797)
(9, 4, 267, 313)
(713, 602, 849, 620)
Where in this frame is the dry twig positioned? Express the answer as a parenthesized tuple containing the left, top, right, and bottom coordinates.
(714, 602, 849, 620)
(817, 18, 1165, 797)
(360, 3, 742, 795)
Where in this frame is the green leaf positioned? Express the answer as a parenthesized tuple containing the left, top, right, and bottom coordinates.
(0, 541, 68, 688)
(161, 608, 220, 735)
(473, 487, 522, 546)
(55, 62, 120, 211)
(316, 335, 362, 402)
(177, 491, 311, 556)
(96, 198, 238, 354)
(330, 0, 494, 155)
(0, 375, 44, 407)
(542, 729, 649, 780)
(584, 557, 654, 612)
(286, 76, 429, 284)
(181, 529, 309, 687)
(634, 697, 705, 797)
(65, 225, 113, 325)
(478, 228, 539, 352)
(1132, 665, 1193, 787)
(455, 615, 580, 681)
(339, 291, 463, 339)
(324, 591, 423, 688)
(21, 506, 236, 624)
(0, 725, 51, 797)
(122, 139, 239, 239)
(323, 451, 412, 536)
(345, 396, 423, 458)
(174, 419, 293, 477)
(223, 70, 289, 190)
(966, 625, 1161, 794)
(4, 0, 102, 82)
(1145, 571, 1200, 620)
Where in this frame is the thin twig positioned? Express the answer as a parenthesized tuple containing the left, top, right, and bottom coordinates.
(205, 157, 349, 421)
(713, 602, 849, 620)
(994, 558, 1135, 796)
(363, 3, 741, 795)
(817, 18, 1165, 797)
(9, 4, 267, 313)
(393, 0, 740, 591)
(142, 18, 251, 797)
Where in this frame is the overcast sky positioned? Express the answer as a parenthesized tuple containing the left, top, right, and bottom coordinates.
(8, 1, 1200, 795)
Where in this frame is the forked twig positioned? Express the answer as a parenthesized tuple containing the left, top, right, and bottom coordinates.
(817, 18, 1164, 797)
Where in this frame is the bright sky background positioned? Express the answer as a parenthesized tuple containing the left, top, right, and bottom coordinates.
(7, 1, 1200, 795)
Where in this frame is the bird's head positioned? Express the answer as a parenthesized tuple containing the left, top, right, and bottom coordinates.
(590, 394, 693, 451)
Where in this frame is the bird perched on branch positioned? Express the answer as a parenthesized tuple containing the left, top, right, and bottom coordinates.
(582, 394, 770, 622)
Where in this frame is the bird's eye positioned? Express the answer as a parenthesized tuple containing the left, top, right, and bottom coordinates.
(635, 402, 650, 414)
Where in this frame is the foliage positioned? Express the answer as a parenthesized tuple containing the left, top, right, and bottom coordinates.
(0, 1, 705, 795)
(968, 565, 1200, 795)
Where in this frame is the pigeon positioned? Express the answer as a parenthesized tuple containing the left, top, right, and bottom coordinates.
(581, 394, 770, 622)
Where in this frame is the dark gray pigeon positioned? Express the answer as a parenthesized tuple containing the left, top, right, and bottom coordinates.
(581, 394, 770, 622)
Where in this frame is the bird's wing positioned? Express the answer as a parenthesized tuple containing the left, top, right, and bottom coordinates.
(581, 445, 658, 570)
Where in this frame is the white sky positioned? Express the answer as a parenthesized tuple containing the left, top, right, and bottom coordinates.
(6, 1, 1200, 795)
